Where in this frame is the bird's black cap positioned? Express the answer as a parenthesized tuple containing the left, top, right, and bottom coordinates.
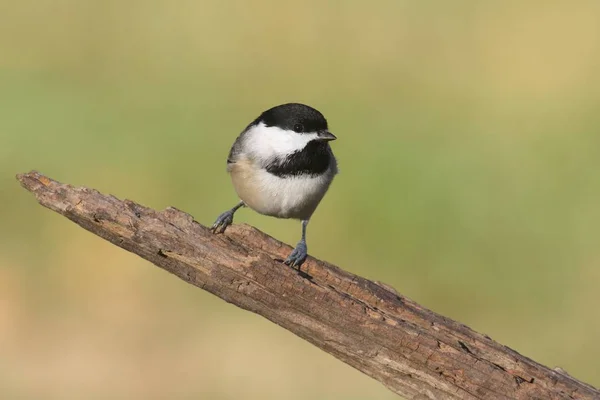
(255, 103, 329, 134)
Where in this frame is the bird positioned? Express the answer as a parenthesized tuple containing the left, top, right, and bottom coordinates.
(211, 103, 338, 267)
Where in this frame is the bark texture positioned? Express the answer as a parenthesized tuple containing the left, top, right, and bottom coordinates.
(17, 171, 600, 400)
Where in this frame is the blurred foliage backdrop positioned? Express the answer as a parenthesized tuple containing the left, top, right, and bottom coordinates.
(2, 1, 600, 399)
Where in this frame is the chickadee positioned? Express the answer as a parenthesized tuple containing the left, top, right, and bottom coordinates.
(211, 103, 338, 267)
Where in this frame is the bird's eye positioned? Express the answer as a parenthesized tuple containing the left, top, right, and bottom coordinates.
(293, 123, 304, 133)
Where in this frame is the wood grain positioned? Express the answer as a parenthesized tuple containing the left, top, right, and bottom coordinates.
(17, 171, 600, 400)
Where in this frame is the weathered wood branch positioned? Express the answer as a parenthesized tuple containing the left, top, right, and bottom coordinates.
(17, 171, 599, 400)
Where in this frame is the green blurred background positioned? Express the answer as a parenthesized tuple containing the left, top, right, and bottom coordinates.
(2, 1, 600, 398)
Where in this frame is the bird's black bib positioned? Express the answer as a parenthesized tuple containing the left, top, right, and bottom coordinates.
(265, 140, 332, 177)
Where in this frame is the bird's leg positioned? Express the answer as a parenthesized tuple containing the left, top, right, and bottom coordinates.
(211, 201, 245, 233)
(284, 220, 309, 267)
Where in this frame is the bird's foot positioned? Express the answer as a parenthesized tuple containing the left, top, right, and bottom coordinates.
(284, 240, 307, 268)
(211, 210, 235, 233)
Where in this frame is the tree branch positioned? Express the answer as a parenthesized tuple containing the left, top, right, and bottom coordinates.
(17, 171, 599, 400)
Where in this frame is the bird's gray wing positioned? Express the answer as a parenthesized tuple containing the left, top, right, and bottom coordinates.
(226, 132, 247, 165)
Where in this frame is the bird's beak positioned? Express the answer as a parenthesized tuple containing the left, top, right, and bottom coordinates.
(317, 131, 337, 141)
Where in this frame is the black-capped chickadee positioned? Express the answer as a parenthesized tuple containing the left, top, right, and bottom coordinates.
(211, 103, 338, 267)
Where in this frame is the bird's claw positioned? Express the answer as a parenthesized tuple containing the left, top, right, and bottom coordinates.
(284, 240, 308, 268)
(211, 210, 234, 233)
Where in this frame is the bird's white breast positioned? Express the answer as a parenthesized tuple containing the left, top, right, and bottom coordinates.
(228, 157, 336, 220)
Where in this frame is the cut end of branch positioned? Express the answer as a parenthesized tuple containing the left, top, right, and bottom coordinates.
(17, 170, 52, 191)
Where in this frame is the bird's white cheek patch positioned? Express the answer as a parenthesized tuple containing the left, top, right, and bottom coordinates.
(245, 123, 319, 161)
